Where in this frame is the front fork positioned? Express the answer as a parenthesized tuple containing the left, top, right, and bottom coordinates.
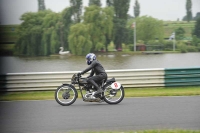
(76, 77, 87, 101)
(77, 84, 87, 101)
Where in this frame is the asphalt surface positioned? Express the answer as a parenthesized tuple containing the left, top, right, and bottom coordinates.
(0, 96, 200, 133)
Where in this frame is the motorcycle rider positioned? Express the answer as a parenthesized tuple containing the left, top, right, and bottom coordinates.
(78, 53, 107, 96)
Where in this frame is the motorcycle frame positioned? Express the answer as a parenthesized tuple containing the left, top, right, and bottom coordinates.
(75, 75, 107, 101)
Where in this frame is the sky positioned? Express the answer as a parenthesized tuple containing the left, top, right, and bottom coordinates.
(0, 0, 200, 25)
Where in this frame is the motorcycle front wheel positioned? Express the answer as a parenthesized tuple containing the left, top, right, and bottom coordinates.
(55, 84, 78, 106)
(103, 84, 124, 104)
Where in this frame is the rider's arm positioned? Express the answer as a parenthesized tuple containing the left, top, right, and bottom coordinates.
(81, 61, 96, 75)
(87, 69, 94, 78)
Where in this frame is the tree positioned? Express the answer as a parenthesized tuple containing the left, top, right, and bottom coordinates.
(61, 7, 73, 50)
(38, 0, 46, 11)
(89, 0, 101, 6)
(182, 15, 193, 21)
(124, 27, 134, 46)
(83, 5, 114, 52)
(68, 23, 92, 55)
(135, 16, 164, 43)
(194, 12, 200, 20)
(41, 12, 62, 55)
(175, 27, 185, 40)
(113, 0, 130, 50)
(102, 7, 114, 51)
(193, 18, 200, 38)
(15, 7, 73, 56)
(15, 10, 52, 56)
(134, 0, 140, 18)
(186, 0, 192, 22)
(106, 0, 113, 6)
(70, 0, 82, 23)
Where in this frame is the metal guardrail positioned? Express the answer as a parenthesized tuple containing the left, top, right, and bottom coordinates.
(164, 67, 200, 86)
(0, 69, 165, 91)
(0, 67, 199, 92)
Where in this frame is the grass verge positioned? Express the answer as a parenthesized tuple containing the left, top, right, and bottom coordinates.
(68, 130, 200, 133)
(0, 86, 200, 101)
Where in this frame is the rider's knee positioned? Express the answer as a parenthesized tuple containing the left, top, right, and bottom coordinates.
(87, 78, 92, 83)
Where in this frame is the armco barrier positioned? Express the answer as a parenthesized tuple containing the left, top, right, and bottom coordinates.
(164, 67, 200, 87)
(0, 68, 165, 91)
(0, 67, 199, 92)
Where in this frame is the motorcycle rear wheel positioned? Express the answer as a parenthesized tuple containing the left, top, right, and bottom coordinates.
(103, 84, 124, 104)
(55, 84, 78, 106)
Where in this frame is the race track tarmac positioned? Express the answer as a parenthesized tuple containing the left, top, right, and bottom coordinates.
(0, 96, 200, 133)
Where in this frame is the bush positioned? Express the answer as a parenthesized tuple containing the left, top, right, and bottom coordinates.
(177, 43, 187, 53)
(177, 40, 199, 53)
(147, 40, 161, 45)
(197, 46, 200, 52)
(163, 41, 173, 51)
(191, 35, 200, 47)
(128, 44, 134, 51)
(179, 45, 188, 53)
(122, 43, 130, 51)
(187, 45, 198, 52)
(108, 42, 116, 51)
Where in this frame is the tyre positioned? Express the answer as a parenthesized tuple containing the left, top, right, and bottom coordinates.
(55, 84, 78, 106)
(103, 84, 124, 104)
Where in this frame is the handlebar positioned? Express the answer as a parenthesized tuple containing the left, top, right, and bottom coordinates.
(77, 73, 82, 78)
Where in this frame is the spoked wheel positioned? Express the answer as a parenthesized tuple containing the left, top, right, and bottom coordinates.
(55, 84, 78, 106)
(103, 84, 124, 104)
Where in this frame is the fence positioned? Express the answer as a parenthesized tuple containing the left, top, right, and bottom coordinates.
(0, 67, 200, 92)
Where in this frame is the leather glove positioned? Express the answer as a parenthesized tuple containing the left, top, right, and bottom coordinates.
(77, 72, 82, 76)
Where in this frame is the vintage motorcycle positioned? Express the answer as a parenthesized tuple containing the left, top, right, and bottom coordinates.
(55, 73, 125, 106)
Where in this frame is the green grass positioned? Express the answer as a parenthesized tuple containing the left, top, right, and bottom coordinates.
(125, 86, 200, 97)
(0, 86, 200, 101)
(163, 21, 195, 38)
(0, 91, 54, 101)
(68, 130, 200, 133)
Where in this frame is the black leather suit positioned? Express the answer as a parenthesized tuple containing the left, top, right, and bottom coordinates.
(81, 60, 107, 90)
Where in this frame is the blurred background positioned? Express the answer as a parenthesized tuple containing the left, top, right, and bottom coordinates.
(0, 0, 200, 74)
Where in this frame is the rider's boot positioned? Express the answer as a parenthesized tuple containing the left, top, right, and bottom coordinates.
(94, 87, 103, 96)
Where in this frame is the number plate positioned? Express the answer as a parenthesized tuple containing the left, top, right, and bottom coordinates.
(111, 82, 121, 89)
